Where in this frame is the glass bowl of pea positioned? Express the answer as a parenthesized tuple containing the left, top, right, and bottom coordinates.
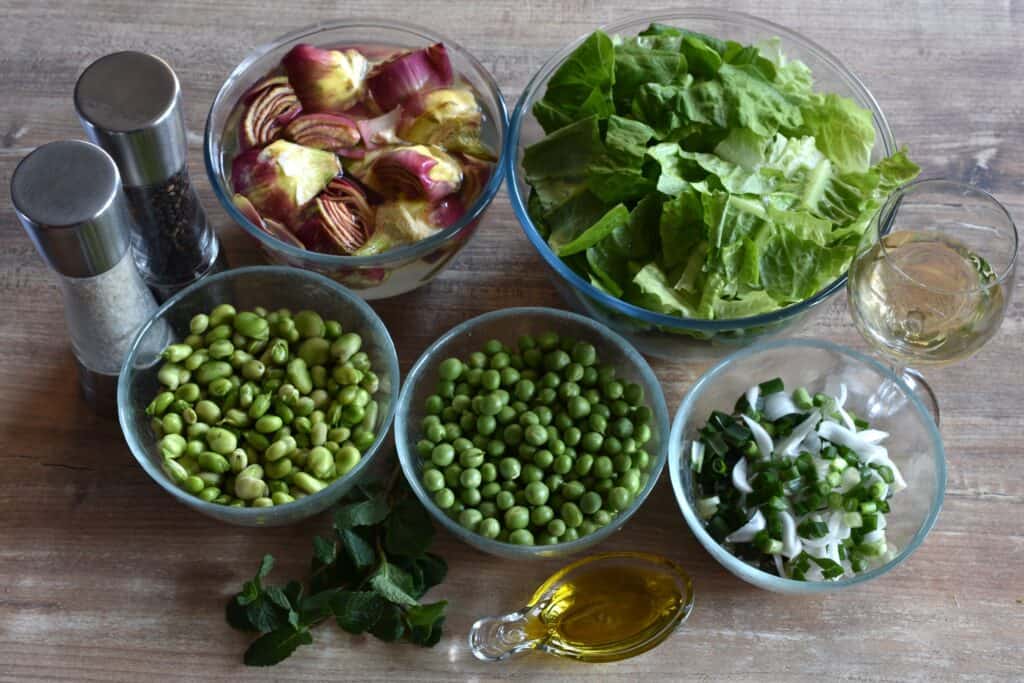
(117, 266, 400, 526)
(395, 306, 670, 559)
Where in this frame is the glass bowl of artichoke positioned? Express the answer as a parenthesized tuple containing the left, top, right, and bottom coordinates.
(205, 19, 508, 299)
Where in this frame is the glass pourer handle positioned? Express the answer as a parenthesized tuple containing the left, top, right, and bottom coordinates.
(468, 607, 543, 661)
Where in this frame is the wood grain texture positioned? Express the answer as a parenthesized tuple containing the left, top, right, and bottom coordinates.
(1, 1, 1022, 680)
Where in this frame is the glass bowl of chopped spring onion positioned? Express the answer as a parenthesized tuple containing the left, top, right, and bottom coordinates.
(668, 338, 945, 592)
(506, 10, 903, 359)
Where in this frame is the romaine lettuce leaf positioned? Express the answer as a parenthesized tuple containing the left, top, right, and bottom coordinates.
(533, 31, 616, 134)
(557, 204, 630, 256)
(525, 24, 921, 322)
(586, 115, 656, 203)
(799, 93, 875, 174)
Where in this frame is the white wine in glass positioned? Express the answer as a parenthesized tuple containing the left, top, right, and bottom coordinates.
(848, 180, 1017, 424)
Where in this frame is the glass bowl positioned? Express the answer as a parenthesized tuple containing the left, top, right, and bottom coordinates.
(506, 10, 897, 359)
(117, 266, 400, 526)
(204, 20, 509, 300)
(395, 307, 670, 559)
(668, 338, 945, 593)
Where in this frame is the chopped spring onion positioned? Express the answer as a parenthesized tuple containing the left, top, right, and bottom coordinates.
(696, 496, 720, 520)
(690, 440, 705, 473)
(689, 379, 910, 582)
(725, 509, 766, 543)
(731, 457, 753, 494)
(740, 414, 774, 459)
(763, 391, 800, 421)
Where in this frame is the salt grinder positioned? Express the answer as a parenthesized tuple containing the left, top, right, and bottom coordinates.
(75, 51, 226, 301)
(10, 140, 160, 414)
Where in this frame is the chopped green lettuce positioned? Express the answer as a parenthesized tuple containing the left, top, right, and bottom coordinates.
(525, 25, 920, 321)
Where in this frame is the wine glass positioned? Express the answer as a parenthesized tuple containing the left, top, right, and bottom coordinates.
(847, 179, 1018, 425)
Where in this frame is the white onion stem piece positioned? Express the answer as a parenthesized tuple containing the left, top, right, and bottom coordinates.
(726, 509, 766, 543)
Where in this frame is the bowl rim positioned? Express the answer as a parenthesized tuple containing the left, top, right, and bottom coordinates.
(117, 264, 401, 520)
(667, 337, 946, 591)
(395, 306, 670, 557)
(204, 18, 510, 267)
(505, 8, 898, 332)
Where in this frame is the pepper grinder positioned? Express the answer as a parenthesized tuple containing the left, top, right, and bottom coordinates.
(75, 51, 227, 302)
(11, 140, 161, 415)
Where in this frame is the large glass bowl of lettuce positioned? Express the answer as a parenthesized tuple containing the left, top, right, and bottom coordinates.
(506, 10, 920, 359)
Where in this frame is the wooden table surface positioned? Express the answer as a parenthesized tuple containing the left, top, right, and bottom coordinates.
(2, 1, 1022, 680)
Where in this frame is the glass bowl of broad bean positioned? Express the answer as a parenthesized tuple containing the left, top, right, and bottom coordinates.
(395, 307, 670, 559)
(117, 265, 400, 526)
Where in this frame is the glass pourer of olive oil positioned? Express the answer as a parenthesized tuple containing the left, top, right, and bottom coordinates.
(469, 552, 694, 663)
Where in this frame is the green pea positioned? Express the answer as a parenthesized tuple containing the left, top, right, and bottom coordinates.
(570, 342, 596, 366)
(479, 518, 501, 539)
(593, 509, 613, 526)
(522, 464, 544, 484)
(498, 458, 521, 481)
(458, 508, 483, 531)
(431, 444, 455, 467)
(495, 490, 515, 511)
(525, 481, 550, 506)
(434, 488, 456, 509)
(504, 505, 530, 530)
(438, 358, 463, 381)
(508, 529, 534, 546)
(423, 468, 445, 492)
(608, 486, 632, 511)
(480, 481, 502, 500)
(533, 449, 554, 470)
(547, 519, 567, 538)
(459, 468, 482, 489)
(635, 423, 652, 445)
(481, 370, 500, 391)
(561, 502, 584, 528)
(562, 481, 585, 501)
(620, 469, 641, 493)
(579, 491, 602, 515)
(459, 448, 485, 469)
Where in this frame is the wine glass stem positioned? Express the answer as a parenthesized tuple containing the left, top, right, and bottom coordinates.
(894, 365, 941, 427)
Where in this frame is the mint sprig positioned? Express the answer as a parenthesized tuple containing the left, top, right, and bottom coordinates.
(226, 475, 448, 666)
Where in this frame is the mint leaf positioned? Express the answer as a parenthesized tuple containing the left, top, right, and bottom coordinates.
(226, 595, 258, 632)
(332, 591, 385, 634)
(283, 581, 304, 609)
(264, 586, 292, 612)
(299, 588, 343, 623)
(384, 498, 435, 558)
(312, 535, 337, 565)
(243, 626, 313, 667)
(333, 494, 389, 531)
(416, 553, 448, 590)
(370, 561, 419, 607)
(369, 604, 406, 642)
(339, 528, 376, 571)
(243, 598, 284, 634)
(406, 601, 447, 627)
(256, 554, 274, 580)
(408, 617, 446, 647)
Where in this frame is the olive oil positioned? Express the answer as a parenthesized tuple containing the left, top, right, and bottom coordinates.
(470, 552, 694, 663)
